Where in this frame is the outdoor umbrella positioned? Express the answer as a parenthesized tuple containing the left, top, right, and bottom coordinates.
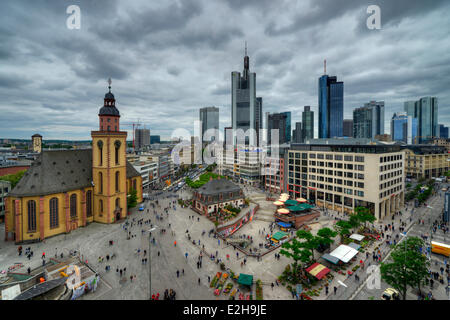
(277, 208, 290, 214)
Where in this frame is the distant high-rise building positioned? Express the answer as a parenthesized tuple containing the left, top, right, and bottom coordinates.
(343, 119, 353, 137)
(391, 112, 417, 144)
(405, 97, 438, 143)
(135, 128, 150, 150)
(318, 68, 343, 138)
(292, 122, 303, 143)
(231, 44, 261, 146)
(150, 135, 160, 144)
(267, 112, 289, 145)
(439, 124, 449, 139)
(199, 106, 219, 143)
(224, 127, 233, 146)
(302, 106, 314, 140)
(281, 111, 291, 142)
(404, 101, 417, 118)
(353, 101, 384, 139)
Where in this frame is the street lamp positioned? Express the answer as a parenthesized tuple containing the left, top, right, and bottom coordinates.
(148, 226, 158, 300)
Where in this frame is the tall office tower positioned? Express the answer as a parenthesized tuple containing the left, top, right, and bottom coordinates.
(231, 43, 260, 146)
(391, 112, 417, 144)
(404, 101, 417, 118)
(267, 112, 289, 145)
(417, 97, 438, 142)
(343, 119, 353, 137)
(255, 97, 263, 144)
(364, 101, 385, 136)
(224, 127, 233, 146)
(439, 124, 449, 139)
(302, 106, 314, 140)
(135, 128, 150, 150)
(199, 106, 219, 143)
(281, 111, 291, 142)
(318, 62, 344, 138)
(292, 122, 303, 143)
(353, 101, 385, 139)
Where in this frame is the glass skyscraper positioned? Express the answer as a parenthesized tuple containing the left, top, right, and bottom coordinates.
(281, 111, 291, 142)
(318, 75, 343, 138)
(302, 106, 314, 140)
(231, 47, 261, 146)
(404, 97, 438, 143)
(267, 112, 289, 145)
(439, 124, 449, 139)
(391, 112, 417, 144)
(353, 101, 384, 139)
(199, 106, 219, 143)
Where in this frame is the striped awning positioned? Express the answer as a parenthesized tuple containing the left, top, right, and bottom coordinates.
(305, 262, 330, 280)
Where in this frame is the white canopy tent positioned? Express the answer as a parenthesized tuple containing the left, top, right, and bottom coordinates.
(329, 245, 359, 263)
(349, 234, 365, 242)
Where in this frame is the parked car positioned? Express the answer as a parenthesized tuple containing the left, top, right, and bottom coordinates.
(381, 288, 400, 300)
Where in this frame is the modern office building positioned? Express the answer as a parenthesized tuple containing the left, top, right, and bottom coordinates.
(404, 97, 438, 143)
(439, 124, 449, 139)
(287, 141, 405, 220)
(199, 106, 219, 143)
(292, 122, 303, 143)
(391, 112, 418, 144)
(217, 146, 261, 186)
(343, 119, 353, 137)
(135, 128, 150, 150)
(318, 72, 343, 138)
(267, 112, 290, 145)
(353, 101, 384, 139)
(224, 127, 233, 146)
(150, 135, 160, 144)
(231, 45, 262, 146)
(302, 106, 314, 140)
(402, 145, 449, 179)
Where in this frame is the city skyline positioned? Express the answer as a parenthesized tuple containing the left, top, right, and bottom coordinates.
(1, 1, 450, 141)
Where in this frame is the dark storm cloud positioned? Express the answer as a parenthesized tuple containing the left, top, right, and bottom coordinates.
(0, 0, 449, 140)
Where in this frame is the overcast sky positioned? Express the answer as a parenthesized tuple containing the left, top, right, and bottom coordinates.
(1, 0, 449, 141)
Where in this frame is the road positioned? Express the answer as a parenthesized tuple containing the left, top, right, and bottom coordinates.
(353, 183, 449, 300)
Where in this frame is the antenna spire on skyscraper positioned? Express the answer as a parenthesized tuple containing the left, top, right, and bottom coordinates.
(245, 40, 247, 56)
(324, 59, 327, 75)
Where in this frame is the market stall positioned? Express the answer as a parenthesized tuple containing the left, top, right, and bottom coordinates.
(305, 262, 331, 280)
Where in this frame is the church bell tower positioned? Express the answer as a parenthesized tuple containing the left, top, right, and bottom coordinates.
(91, 79, 128, 223)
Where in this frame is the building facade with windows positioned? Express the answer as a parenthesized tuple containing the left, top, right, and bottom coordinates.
(402, 145, 449, 179)
(287, 142, 405, 220)
(4, 85, 143, 244)
(302, 106, 314, 140)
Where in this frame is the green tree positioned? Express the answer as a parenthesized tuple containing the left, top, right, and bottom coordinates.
(0, 170, 26, 188)
(334, 220, 353, 242)
(280, 237, 314, 279)
(127, 188, 137, 208)
(380, 236, 429, 300)
(354, 206, 376, 229)
(316, 227, 338, 251)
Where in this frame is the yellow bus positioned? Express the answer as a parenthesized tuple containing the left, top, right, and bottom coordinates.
(431, 241, 450, 257)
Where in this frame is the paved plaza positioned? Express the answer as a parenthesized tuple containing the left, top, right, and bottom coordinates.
(1, 183, 449, 300)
